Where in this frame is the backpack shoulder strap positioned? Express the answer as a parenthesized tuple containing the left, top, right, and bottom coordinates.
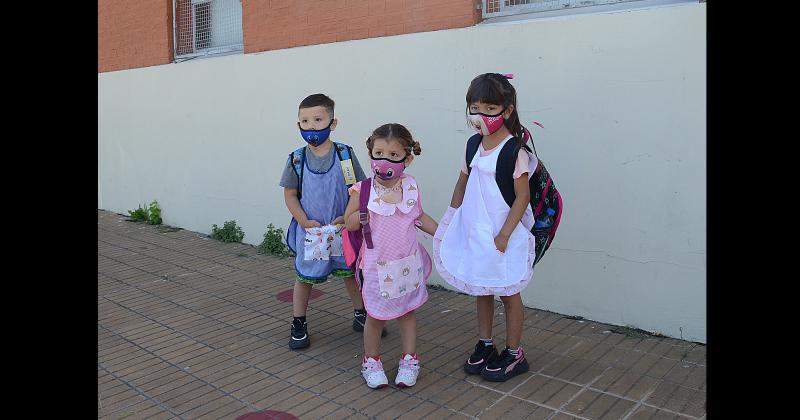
(465, 134, 482, 175)
(289, 146, 306, 199)
(359, 178, 373, 249)
(290, 147, 305, 176)
(333, 142, 352, 161)
(495, 137, 522, 208)
(333, 142, 356, 187)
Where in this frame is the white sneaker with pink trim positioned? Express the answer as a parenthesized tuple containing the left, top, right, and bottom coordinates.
(361, 357, 389, 389)
(394, 353, 420, 388)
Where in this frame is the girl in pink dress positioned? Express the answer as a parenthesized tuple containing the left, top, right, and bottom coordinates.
(344, 123, 438, 389)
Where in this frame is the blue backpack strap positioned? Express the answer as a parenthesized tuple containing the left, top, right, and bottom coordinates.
(333, 142, 355, 187)
(289, 146, 306, 199)
(334, 142, 352, 161)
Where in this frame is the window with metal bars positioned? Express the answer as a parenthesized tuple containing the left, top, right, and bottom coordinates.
(173, 0, 243, 61)
(484, 0, 657, 18)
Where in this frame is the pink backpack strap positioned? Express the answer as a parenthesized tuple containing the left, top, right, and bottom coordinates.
(360, 177, 373, 249)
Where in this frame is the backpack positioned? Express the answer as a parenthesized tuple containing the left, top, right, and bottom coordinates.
(341, 177, 373, 288)
(289, 142, 356, 199)
(465, 128, 563, 266)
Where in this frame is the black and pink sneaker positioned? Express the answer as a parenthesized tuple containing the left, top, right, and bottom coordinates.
(481, 346, 529, 382)
(464, 340, 499, 375)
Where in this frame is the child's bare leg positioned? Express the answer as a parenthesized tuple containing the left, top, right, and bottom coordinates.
(364, 315, 386, 358)
(292, 281, 313, 317)
(477, 295, 495, 339)
(342, 275, 364, 310)
(499, 293, 524, 349)
(397, 311, 417, 355)
(395, 310, 421, 387)
(481, 293, 529, 382)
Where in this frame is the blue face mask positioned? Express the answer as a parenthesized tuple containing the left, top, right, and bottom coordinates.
(298, 119, 334, 146)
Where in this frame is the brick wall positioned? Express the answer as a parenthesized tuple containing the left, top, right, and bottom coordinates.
(98, 0, 174, 73)
(99, 0, 482, 72)
(242, 0, 481, 53)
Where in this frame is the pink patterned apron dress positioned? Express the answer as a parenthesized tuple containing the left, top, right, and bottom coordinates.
(352, 174, 432, 320)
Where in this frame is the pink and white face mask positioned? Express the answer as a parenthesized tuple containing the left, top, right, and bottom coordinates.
(468, 110, 506, 136)
(370, 156, 406, 181)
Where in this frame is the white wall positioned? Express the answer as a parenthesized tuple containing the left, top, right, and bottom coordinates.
(99, 3, 706, 342)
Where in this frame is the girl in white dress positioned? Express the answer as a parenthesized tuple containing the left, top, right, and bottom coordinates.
(434, 73, 539, 382)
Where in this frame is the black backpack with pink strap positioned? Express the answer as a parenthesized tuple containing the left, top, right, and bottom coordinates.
(465, 128, 563, 266)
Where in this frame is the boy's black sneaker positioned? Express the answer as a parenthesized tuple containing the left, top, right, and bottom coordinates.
(353, 311, 387, 337)
(289, 318, 309, 350)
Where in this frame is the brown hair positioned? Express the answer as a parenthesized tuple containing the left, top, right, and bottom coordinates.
(466, 73, 535, 153)
(298, 93, 335, 118)
(366, 123, 421, 157)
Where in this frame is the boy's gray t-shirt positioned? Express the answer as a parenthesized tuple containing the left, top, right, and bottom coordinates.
(279, 143, 367, 189)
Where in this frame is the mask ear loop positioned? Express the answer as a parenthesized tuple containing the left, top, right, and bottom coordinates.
(298, 118, 334, 132)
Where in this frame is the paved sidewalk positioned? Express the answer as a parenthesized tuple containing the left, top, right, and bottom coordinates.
(98, 210, 706, 420)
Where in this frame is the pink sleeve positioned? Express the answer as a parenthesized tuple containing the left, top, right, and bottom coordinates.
(512, 149, 539, 179)
(460, 144, 469, 175)
(348, 180, 362, 195)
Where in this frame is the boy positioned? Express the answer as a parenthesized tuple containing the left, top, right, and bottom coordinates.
(280, 93, 384, 349)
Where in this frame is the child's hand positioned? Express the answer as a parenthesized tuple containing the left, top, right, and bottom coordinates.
(494, 234, 509, 253)
(302, 219, 322, 229)
(331, 216, 345, 226)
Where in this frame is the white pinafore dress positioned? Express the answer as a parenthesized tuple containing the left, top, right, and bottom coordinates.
(433, 136, 537, 296)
